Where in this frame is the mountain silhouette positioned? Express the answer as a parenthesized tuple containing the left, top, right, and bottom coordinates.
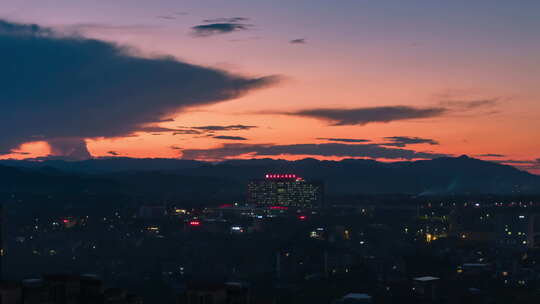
(1, 156, 539, 196)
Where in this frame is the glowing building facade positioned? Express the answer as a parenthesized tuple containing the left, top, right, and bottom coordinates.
(246, 174, 324, 208)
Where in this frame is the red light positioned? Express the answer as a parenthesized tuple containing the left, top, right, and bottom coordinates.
(298, 215, 307, 220)
(189, 221, 201, 226)
(219, 204, 233, 208)
(269, 206, 288, 210)
(62, 219, 70, 224)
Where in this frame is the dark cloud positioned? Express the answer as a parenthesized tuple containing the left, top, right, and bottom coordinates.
(170, 145, 183, 150)
(213, 136, 248, 141)
(278, 99, 499, 126)
(382, 136, 439, 147)
(289, 38, 306, 44)
(282, 106, 446, 126)
(181, 143, 448, 161)
(191, 19, 251, 37)
(0, 20, 275, 156)
(476, 153, 506, 158)
(107, 151, 120, 156)
(192, 125, 257, 132)
(317, 138, 370, 143)
(47, 138, 92, 160)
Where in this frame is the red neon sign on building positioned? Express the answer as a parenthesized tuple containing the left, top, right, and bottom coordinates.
(265, 174, 298, 179)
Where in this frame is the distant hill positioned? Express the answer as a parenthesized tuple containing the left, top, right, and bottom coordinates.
(0, 157, 203, 173)
(0, 164, 118, 193)
(1, 156, 539, 195)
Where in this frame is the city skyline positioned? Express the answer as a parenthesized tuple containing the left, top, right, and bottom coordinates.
(1, 0, 539, 174)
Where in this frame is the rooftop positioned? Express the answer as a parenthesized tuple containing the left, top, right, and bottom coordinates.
(413, 276, 440, 282)
(343, 293, 372, 300)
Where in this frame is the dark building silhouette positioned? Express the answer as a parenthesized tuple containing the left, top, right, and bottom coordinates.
(246, 174, 324, 208)
(0, 281, 22, 304)
(0, 204, 3, 281)
(43, 274, 82, 304)
(179, 281, 249, 304)
(2, 275, 137, 304)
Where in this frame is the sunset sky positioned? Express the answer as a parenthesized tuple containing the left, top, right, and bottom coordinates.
(1, 0, 539, 173)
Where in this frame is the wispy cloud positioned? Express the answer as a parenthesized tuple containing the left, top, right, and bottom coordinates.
(173, 130, 203, 135)
(213, 135, 248, 141)
(496, 158, 540, 172)
(280, 106, 446, 126)
(61, 23, 157, 34)
(439, 98, 499, 110)
(273, 99, 500, 126)
(191, 17, 252, 37)
(203, 17, 249, 23)
(156, 15, 177, 20)
(317, 138, 370, 143)
(192, 125, 257, 132)
(476, 153, 506, 158)
(289, 38, 306, 44)
(382, 136, 439, 147)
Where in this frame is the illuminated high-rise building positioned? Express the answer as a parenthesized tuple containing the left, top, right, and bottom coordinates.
(247, 174, 324, 208)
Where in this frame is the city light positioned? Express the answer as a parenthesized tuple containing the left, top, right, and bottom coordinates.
(174, 209, 187, 214)
(269, 206, 288, 210)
